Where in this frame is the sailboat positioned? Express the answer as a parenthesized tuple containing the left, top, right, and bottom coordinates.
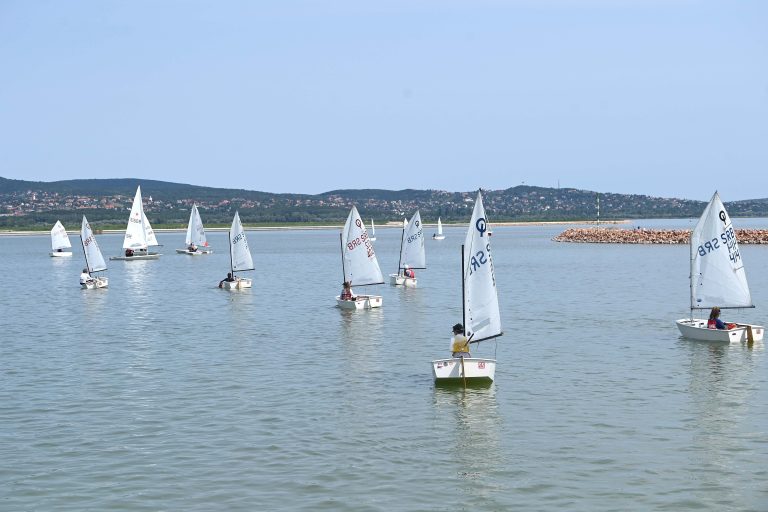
(389, 211, 425, 287)
(336, 206, 384, 309)
(432, 217, 445, 240)
(79, 215, 109, 289)
(110, 186, 161, 260)
(369, 219, 377, 241)
(432, 191, 502, 384)
(676, 191, 764, 342)
(50, 220, 73, 257)
(220, 211, 253, 290)
(176, 204, 212, 255)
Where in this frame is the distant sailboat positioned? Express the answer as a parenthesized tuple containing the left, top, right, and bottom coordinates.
(336, 206, 384, 310)
(369, 219, 377, 241)
(79, 215, 108, 289)
(432, 217, 445, 240)
(50, 220, 73, 257)
(432, 191, 502, 384)
(220, 211, 253, 290)
(176, 204, 212, 255)
(676, 191, 764, 342)
(111, 186, 161, 260)
(389, 211, 426, 287)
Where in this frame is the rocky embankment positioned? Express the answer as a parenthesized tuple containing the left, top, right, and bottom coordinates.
(553, 228, 768, 244)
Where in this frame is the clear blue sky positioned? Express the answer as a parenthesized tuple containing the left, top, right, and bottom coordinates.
(1, 0, 766, 201)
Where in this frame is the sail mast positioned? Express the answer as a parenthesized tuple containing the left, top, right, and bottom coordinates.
(397, 223, 405, 272)
(339, 233, 346, 283)
(461, 244, 466, 337)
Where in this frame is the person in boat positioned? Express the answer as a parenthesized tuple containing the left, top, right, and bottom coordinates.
(451, 323, 471, 358)
(79, 268, 94, 285)
(219, 272, 236, 288)
(56, 248, 63, 253)
(340, 281, 356, 301)
(403, 264, 415, 279)
(125, 248, 134, 257)
(188, 243, 197, 252)
(707, 307, 737, 330)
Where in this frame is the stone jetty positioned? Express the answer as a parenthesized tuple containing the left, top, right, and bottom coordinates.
(553, 228, 768, 244)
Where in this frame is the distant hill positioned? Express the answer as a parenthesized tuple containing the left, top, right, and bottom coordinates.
(2, 176, 767, 229)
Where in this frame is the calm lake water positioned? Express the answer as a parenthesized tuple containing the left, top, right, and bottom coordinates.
(2, 220, 767, 511)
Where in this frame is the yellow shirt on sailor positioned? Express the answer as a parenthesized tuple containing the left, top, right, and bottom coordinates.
(451, 334, 470, 356)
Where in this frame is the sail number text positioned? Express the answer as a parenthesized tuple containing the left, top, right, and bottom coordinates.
(468, 243, 492, 275)
(348, 231, 375, 258)
(697, 226, 741, 263)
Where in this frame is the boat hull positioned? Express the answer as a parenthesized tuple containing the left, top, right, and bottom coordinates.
(432, 235, 445, 240)
(50, 251, 73, 257)
(432, 357, 496, 384)
(389, 274, 417, 287)
(176, 249, 212, 255)
(81, 277, 108, 289)
(110, 252, 161, 261)
(676, 319, 764, 342)
(335, 295, 383, 310)
(221, 278, 252, 290)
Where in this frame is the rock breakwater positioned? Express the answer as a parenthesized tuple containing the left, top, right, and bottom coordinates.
(553, 228, 768, 244)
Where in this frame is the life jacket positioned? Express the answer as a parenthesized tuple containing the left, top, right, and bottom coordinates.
(707, 319, 716, 329)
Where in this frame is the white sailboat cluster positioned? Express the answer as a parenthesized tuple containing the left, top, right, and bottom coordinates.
(336, 206, 384, 310)
(50, 220, 73, 257)
(676, 191, 764, 342)
(111, 186, 161, 260)
(389, 211, 426, 287)
(432, 191, 502, 384)
(79, 215, 109, 289)
(176, 204, 212, 255)
(219, 211, 254, 290)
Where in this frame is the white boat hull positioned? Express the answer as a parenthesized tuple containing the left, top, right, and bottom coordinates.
(432, 234, 445, 240)
(389, 274, 417, 287)
(81, 277, 109, 289)
(335, 295, 383, 310)
(175, 248, 212, 255)
(110, 252, 161, 261)
(221, 278, 252, 290)
(432, 357, 496, 384)
(676, 319, 764, 342)
(50, 251, 73, 257)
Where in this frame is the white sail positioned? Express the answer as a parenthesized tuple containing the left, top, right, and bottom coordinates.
(81, 215, 107, 273)
(437, 217, 443, 235)
(50, 220, 72, 251)
(690, 191, 752, 309)
(144, 214, 159, 247)
(342, 206, 383, 286)
(463, 192, 502, 342)
(229, 211, 254, 273)
(123, 186, 149, 249)
(399, 210, 426, 269)
(185, 204, 208, 247)
(371, 219, 376, 237)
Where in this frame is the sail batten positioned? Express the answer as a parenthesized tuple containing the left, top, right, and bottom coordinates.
(689, 191, 752, 310)
(342, 207, 383, 286)
(463, 192, 502, 341)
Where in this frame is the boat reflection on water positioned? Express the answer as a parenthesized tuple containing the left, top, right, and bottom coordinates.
(432, 385, 504, 499)
(682, 338, 764, 508)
